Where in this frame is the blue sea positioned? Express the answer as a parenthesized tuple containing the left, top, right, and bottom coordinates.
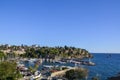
(87, 53, 120, 80)
(24, 53, 120, 80)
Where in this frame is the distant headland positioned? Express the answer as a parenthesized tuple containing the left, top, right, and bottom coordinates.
(0, 44, 93, 59)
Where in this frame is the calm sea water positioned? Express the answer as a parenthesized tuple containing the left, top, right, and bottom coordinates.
(24, 53, 120, 80)
(87, 53, 120, 80)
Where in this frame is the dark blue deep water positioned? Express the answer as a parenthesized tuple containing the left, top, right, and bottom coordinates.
(87, 53, 120, 80)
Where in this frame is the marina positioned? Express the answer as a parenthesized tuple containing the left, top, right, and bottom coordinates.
(16, 57, 95, 80)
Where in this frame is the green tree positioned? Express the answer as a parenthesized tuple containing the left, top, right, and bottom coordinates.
(28, 63, 39, 74)
(65, 69, 75, 80)
(0, 51, 5, 62)
(65, 68, 88, 80)
(0, 61, 22, 80)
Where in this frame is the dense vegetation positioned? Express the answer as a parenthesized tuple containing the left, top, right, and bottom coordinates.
(0, 61, 22, 80)
(21, 46, 92, 59)
(0, 51, 5, 62)
(64, 68, 88, 80)
(0, 44, 93, 59)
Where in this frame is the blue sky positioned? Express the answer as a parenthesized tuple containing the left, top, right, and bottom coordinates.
(0, 0, 120, 53)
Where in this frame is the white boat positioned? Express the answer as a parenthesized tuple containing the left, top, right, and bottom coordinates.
(28, 58, 37, 63)
(88, 58, 95, 66)
(31, 71, 41, 79)
(43, 65, 54, 68)
(55, 60, 66, 64)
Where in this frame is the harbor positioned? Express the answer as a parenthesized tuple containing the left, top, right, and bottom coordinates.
(16, 58, 95, 80)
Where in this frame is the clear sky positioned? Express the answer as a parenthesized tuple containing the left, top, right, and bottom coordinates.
(0, 0, 120, 53)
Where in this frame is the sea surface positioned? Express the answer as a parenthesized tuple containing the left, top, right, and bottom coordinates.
(24, 53, 120, 80)
(87, 53, 120, 80)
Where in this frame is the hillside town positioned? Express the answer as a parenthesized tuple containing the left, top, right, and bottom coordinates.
(0, 44, 95, 80)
